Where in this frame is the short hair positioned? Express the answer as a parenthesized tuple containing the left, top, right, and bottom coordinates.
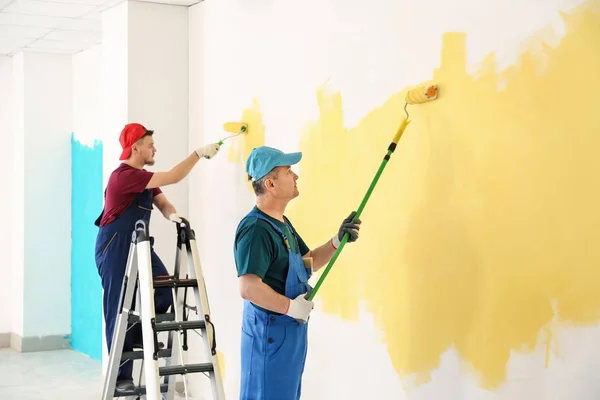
(134, 129, 154, 147)
(141, 129, 154, 139)
(248, 169, 278, 196)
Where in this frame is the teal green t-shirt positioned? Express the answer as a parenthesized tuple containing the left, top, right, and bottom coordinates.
(234, 206, 310, 310)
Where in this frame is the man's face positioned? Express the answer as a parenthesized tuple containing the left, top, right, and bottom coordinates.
(133, 135, 156, 166)
(269, 165, 299, 200)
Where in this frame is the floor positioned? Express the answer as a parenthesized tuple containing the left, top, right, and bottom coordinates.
(0, 347, 103, 399)
(0, 347, 198, 400)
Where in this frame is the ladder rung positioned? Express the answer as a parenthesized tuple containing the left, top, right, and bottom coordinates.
(114, 383, 169, 397)
(129, 312, 176, 325)
(122, 348, 172, 361)
(155, 320, 206, 332)
(159, 363, 214, 376)
(153, 276, 198, 289)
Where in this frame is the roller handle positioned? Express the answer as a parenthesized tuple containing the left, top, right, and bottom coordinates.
(306, 118, 411, 301)
(392, 118, 410, 145)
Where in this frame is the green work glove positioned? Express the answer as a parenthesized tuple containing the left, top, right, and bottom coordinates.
(331, 211, 361, 249)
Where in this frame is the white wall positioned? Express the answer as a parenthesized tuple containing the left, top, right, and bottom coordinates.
(187, 0, 599, 399)
(0, 56, 14, 335)
(9, 51, 72, 343)
(21, 52, 72, 338)
(11, 53, 25, 338)
(73, 44, 103, 146)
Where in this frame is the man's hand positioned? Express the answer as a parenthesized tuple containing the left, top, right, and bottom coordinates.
(168, 213, 183, 223)
(285, 293, 314, 323)
(195, 143, 221, 159)
(332, 211, 361, 249)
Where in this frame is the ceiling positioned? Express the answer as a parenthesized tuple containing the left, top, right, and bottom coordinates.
(0, 0, 201, 56)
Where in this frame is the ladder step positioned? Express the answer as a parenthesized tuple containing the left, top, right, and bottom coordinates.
(159, 363, 214, 376)
(154, 276, 198, 289)
(122, 348, 172, 361)
(114, 383, 169, 397)
(129, 312, 176, 325)
(155, 320, 206, 332)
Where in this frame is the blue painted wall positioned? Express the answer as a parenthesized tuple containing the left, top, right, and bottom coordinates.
(71, 134, 103, 360)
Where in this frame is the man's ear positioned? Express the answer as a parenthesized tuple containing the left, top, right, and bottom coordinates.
(131, 138, 143, 154)
(265, 176, 275, 189)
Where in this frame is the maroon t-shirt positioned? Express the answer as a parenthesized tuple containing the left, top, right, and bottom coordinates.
(99, 163, 163, 227)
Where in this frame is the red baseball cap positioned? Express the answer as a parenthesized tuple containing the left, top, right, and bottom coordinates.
(119, 123, 153, 160)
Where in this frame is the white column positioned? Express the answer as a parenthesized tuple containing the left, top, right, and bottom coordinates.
(11, 51, 72, 352)
(0, 56, 15, 346)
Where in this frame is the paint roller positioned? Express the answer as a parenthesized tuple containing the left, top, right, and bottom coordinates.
(306, 84, 439, 302)
(219, 122, 248, 145)
(203, 122, 248, 158)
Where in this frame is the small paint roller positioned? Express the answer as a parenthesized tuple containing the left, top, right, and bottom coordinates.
(305, 84, 439, 302)
(203, 122, 249, 158)
(219, 122, 248, 145)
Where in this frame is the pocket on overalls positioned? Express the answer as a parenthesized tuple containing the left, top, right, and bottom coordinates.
(240, 310, 256, 394)
(294, 261, 312, 289)
(241, 328, 254, 367)
(265, 323, 288, 361)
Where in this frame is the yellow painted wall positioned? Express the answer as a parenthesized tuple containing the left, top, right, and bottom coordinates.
(191, 0, 600, 397)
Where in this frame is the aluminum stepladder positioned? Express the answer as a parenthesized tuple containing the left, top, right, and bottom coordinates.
(100, 217, 226, 400)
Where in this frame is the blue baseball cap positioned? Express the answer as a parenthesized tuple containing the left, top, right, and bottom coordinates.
(246, 146, 302, 181)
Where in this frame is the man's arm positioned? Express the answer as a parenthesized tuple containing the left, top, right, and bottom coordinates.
(303, 211, 362, 272)
(146, 144, 220, 189)
(234, 223, 287, 313)
(153, 193, 177, 220)
(304, 241, 337, 272)
(239, 274, 290, 314)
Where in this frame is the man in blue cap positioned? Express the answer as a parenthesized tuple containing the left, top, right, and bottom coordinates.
(234, 145, 362, 399)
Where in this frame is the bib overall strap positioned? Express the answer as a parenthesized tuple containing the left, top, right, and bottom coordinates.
(246, 211, 292, 249)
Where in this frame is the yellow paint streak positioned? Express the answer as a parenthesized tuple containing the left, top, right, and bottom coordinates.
(287, 1, 600, 390)
(543, 327, 551, 368)
(227, 98, 266, 191)
(217, 350, 226, 379)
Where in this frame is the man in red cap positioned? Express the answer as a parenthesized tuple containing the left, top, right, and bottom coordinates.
(93, 123, 220, 393)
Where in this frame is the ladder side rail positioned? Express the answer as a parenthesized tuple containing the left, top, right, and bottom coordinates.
(135, 220, 162, 400)
(165, 240, 190, 400)
(101, 237, 139, 400)
(180, 220, 226, 400)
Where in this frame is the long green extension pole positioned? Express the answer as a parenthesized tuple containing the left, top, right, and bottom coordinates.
(306, 117, 411, 301)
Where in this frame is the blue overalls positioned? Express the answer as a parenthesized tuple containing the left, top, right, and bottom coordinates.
(94, 186, 174, 381)
(240, 212, 313, 400)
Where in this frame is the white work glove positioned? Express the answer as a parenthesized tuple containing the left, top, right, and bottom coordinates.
(168, 213, 183, 223)
(285, 293, 314, 323)
(195, 143, 220, 159)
